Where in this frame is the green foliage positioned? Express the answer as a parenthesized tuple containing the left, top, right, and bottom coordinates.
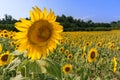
(56, 14, 120, 31)
(0, 14, 120, 31)
(45, 59, 62, 80)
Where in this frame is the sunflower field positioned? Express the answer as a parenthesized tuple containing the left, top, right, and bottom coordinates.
(0, 6, 120, 80)
(0, 29, 120, 80)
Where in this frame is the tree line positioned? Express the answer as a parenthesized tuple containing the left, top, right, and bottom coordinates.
(0, 14, 120, 31)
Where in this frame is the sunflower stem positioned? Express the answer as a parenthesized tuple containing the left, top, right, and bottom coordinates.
(32, 72, 34, 79)
(24, 66, 27, 79)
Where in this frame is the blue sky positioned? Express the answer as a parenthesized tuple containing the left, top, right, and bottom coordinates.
(0, 0, 120, 23)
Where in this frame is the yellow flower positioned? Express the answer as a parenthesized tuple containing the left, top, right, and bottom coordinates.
(0, 51, 14, 66)
(59, 47, 64, 53)
(83, 46, 86, 52)
(14, 6, 63, 60)
(62, 64, 72, 74)
(0, 44, 2, 52)
(64, 49, 69, 55)
(96, 42, 102, 47)
(112, 57, 117, 73)
(82, 53, 86, 59)
(2, 30, 8, 34)
(110, 43, 115, 49)
(85, 41, 90, 46)
(10, 41, 15, 46)
(0, 33, 4, 37)
(3, 33, 9, 38)
(88, 48, 98, 62)
(67, 54, 72, 59)
(70, 42, 75, 48)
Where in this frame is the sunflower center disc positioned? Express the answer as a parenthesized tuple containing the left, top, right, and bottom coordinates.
(28, 20, 52, 45)
(1, 54, 8, 62)
(65, 67, 70, 72)
(90, 52, 95, 59)
(38, 26, 51, 42)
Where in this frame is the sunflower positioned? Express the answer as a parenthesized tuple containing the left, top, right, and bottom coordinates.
(67, 53, 72, 59)
(0, 44, 2, 52)
(0, 33, 4, 37)
(2, 30, 8, 34)
(64, 49, 69, 55)
(112, 57, 117, 73)
(96, 42, 102, 47)
(15, 44, 20, 50)
(84, 41, 90, 46)
(3, 33, 9, 38)
(9, 35, 14, 39)
(10, 41, 15, 46)
(88, 48, 98, 62)
(110, 43, 115, 49)
(59, 47, 64, 53)
(0, 51, 14, 66)
(62, 64, 72, 74)
(59, 39, 64, 44)
(82, 53, 86, 59)
(14, 6, 63, 60)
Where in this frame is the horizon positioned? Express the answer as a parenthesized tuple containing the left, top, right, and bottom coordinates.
(0, 0, 120, 23)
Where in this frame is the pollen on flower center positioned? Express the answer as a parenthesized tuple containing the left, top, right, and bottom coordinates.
(28, 20, 52, 45)
(1, 54, 8, 62)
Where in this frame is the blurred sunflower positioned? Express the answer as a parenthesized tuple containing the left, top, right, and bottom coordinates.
(67, 53, 72, 59)
(70, 42, 75, 48)
(3, 33, 9, 38)
(59, 39, 64, 44)
(88, 48, 98, 62)
(59, 46, 64, 53)
(0, 33, 4, 37)
(15, 44, 20, 50)
(110, 43, 115, 49)
(112, 57, 117, 73)
(2, 30, 8, 34)
(85, 41, 90, 46)
(62, 64, 72, 74)
(96, 42, 102, 47)
(0, 51, 14, 66)
(10, 41, 15, 46)
(64, 49, 69, 55)
(0, 44, 2, 52)
(82, 53, 86, 59)
(14, 6, 63, 60)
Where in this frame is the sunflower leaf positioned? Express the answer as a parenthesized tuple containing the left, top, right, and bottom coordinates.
(45, 58, 62, 80)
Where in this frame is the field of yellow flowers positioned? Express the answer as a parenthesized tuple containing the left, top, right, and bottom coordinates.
(0, 29, 120, 80)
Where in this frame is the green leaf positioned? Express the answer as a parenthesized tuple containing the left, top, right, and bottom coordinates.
(26, 60, 42, 74)
(45, 58, 62, 80)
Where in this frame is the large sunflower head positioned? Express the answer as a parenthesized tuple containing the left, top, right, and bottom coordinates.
(88, 48, 98, 62)
(62, 64, 72, 74)
(0, 51, 14, 66)
(15, 6, 63, 60)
